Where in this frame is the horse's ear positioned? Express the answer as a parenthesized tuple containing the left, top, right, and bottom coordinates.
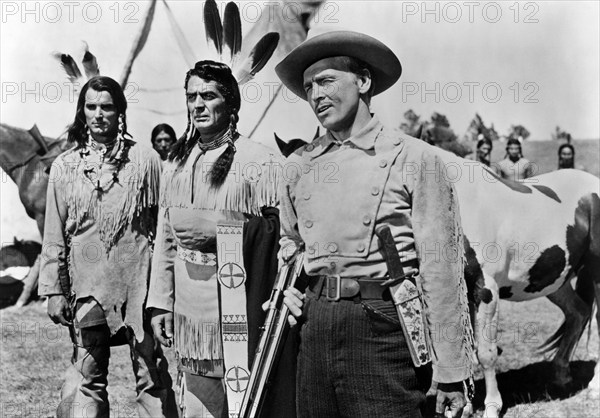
(29, 125, 49, 155)
(414, 123, 424, 140)
(274, 133, 286, 151)
(12, 237, 22, 246)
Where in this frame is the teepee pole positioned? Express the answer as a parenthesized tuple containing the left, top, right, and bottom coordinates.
(119, 0, 158, 88)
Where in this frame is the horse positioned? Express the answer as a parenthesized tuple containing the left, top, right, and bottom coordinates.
(0, 239, 42, 309)
(0, 238, 42, 271)
(445, 154, 599, 417)
(0, 123, 68, 234)
(274, 134, 600, 418)
(0, 123, 69, 305)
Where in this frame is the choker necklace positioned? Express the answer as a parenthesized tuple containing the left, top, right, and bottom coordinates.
(197, 130, 234, 152)
(190, 130, 236, 204)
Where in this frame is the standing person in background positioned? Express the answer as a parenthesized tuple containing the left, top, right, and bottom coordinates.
(39, 75, 176, 417)
(467, 135, 494, 167)
(151, 123, 177, 160)
(497, 137, 534, 180)
(558, 143, 576, 169)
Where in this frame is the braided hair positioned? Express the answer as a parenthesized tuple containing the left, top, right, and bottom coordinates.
(170, 61, 241, 188)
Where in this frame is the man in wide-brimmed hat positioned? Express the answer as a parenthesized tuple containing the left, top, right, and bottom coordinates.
(276, 31, 475, 417)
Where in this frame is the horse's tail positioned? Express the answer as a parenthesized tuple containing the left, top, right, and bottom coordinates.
(540, 274, 595, 354)
(540, 192, 600, 354)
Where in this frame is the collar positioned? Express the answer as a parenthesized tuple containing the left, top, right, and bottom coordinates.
(308, 115, 383, 159)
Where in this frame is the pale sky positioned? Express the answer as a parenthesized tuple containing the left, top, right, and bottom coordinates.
(1, 0, 599, 146)
(1, 0, 599, 242)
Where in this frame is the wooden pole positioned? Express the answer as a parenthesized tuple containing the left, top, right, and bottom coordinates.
(249, 83, 283, 139)
(119, 0, 158, 88)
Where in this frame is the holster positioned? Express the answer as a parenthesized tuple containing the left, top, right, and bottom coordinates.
(388, 278, 431, 367)
(375, 225, 431, 367)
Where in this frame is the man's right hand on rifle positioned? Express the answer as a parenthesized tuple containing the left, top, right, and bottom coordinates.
(282, 288, 306, 327)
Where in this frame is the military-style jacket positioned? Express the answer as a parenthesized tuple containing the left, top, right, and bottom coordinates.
(279, 116, 474, 383)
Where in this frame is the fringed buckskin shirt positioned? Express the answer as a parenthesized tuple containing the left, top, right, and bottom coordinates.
(39, 140, 161, 340)
(146, 136, 281, 376)
(279, 116, 474, 383)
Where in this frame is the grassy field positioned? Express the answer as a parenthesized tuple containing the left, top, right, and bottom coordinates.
(1, 298, 598, 417)
(1, 139, 599, 417)
(0, 301, 178, 417)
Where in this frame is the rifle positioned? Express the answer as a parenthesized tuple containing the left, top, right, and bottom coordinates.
(239, 252, 305, 418)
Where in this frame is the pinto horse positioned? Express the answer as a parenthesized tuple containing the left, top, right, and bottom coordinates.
(0, 239, 42, 309)
(275, 135, 600, 417)
(442, 152, 600, 417)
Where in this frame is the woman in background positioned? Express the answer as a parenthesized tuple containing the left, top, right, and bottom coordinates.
(151, 123, 177, 160)
(497, 138, 535, 180)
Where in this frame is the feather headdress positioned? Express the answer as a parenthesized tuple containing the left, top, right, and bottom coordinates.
(52, 41, 100, 86)
(203, 0, 280, 85)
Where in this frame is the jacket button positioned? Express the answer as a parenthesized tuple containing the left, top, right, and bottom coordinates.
(379, 160, 388, 168)
(328, 243, 338, 253)
(362, 216, 371, 225)
(371, 187, 380, 196)
(304, 220, 313, 228)
(304, 193, 311, 200)
(357, 243, 366, 252)
(303, 165, 312, 174)
(305, 144, 314, 152)
(307, 245, 316, 255)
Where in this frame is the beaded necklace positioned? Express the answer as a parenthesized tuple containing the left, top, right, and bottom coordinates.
(80, 135, 132, 194)
(197, 129, 234, 152)
(190, 130, 236, 203)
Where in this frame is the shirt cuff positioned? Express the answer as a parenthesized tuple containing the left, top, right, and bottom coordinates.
(38, 282, 64, 297)
(145, 293, 174, 312)
(432, 364, 470, 384)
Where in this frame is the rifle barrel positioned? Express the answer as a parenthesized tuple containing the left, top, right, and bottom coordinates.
(239, 253, 304, 418)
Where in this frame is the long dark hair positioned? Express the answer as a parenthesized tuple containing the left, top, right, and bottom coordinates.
(170, 60, 241, 187)
(504, 137, 523, 158)
(477, 137, 493, 150)
(151, 123, 177, 144)
(67, 76, 130, 147)
(558, 143, 575, 169)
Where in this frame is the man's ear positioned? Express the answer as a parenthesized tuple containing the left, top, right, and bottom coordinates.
(357, 69, 372, 95)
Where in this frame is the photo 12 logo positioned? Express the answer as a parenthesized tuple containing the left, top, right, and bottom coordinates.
(401, 1, 540, 24)
(401, 81, 540, 104)
(1, 1, 141, 24)
(207, 1, 340, 25)
(1, 81, 140, 105)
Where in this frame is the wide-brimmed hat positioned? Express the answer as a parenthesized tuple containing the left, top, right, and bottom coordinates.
(275, 30, 401, 100)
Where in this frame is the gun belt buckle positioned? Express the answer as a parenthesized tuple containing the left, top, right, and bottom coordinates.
(325, 275, 342, 302)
